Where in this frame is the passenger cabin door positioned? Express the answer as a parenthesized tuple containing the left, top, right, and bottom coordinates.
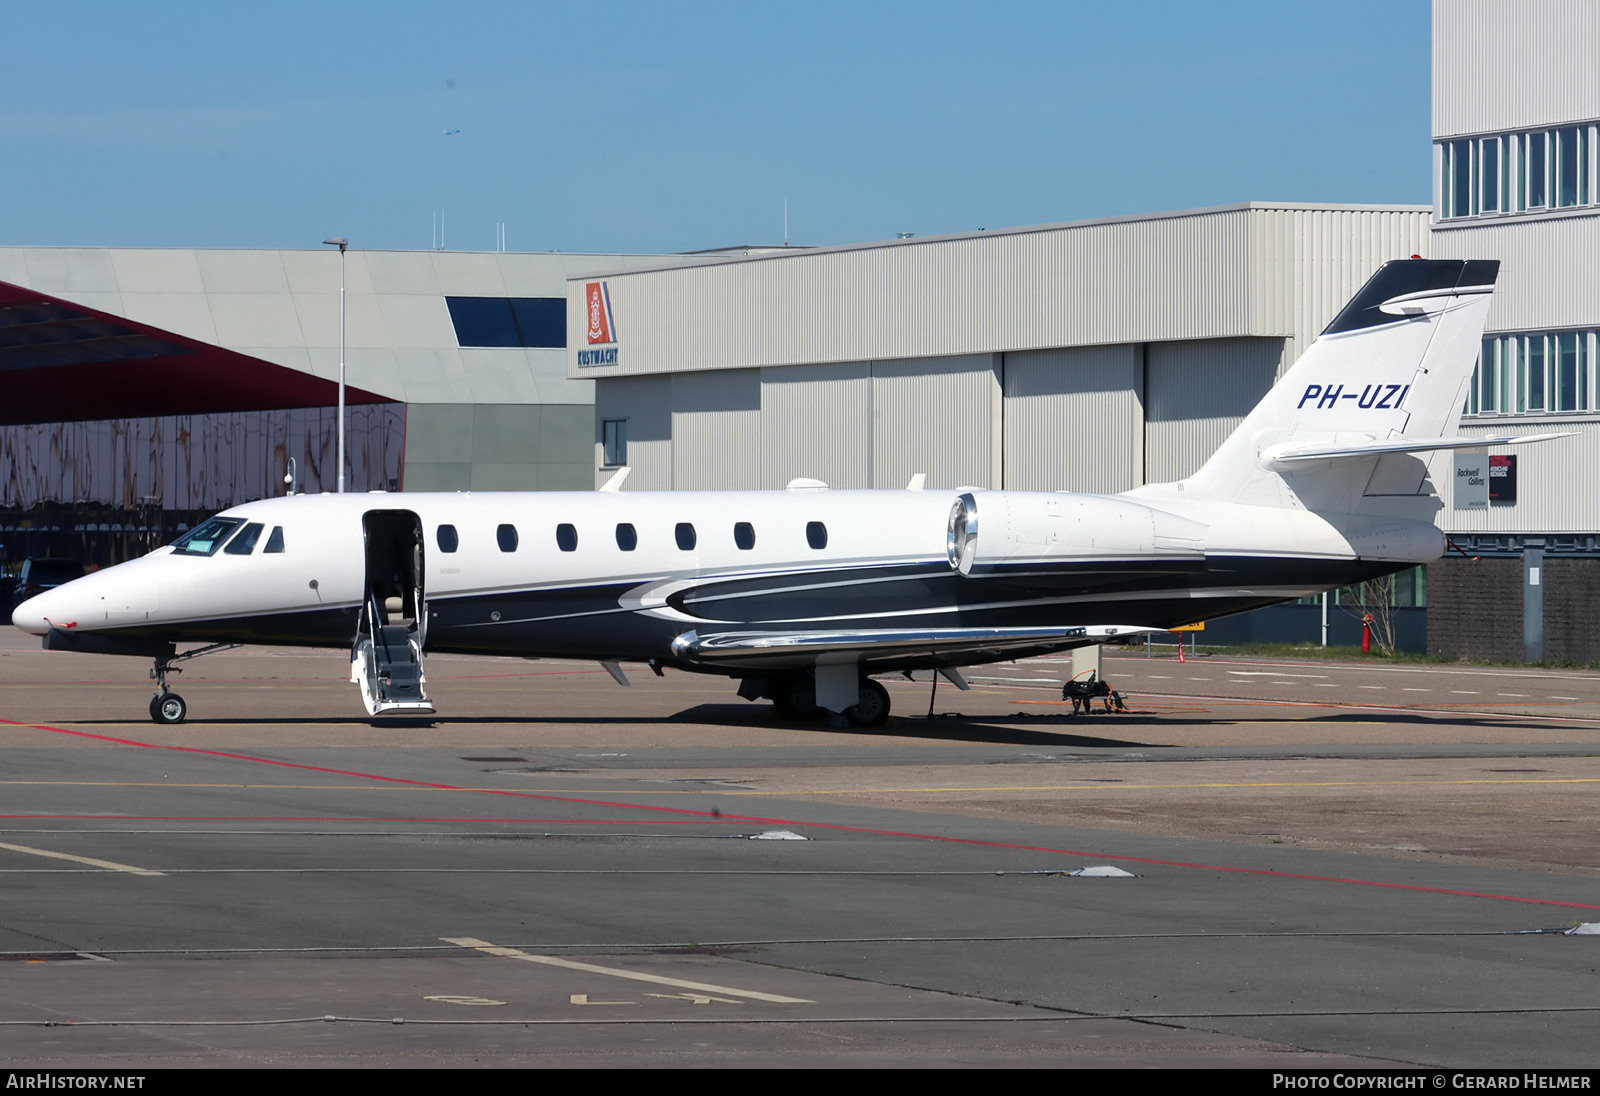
(351, 510, 434, 716)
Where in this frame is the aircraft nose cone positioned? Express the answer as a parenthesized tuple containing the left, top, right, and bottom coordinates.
(11, 586, 74, 636)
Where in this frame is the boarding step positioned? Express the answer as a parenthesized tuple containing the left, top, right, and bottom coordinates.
(351, 625, 435, 716)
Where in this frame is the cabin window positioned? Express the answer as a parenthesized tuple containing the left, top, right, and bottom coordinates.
(223, 522, 264, 555)
(675, 522, 697, 550)
(556, 523, 578, 552)
(171, 516, 244, 557)
(497, 524, 519, 552)
(264, 526, 285, 554)
(806, 521, 828, 550)
(616, 523, 638, 551)
(734, 522, 756, 550)
(437, 525, 459, 553)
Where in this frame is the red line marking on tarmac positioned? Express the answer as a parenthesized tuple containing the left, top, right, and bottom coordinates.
(7, 717, 1599, 912)
(0, 815, 733, 824)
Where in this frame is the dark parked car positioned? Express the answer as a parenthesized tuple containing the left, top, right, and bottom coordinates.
(11, 558, 85, 613)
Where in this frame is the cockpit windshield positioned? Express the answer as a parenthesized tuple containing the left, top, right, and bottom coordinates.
(170, 517, 245, 557)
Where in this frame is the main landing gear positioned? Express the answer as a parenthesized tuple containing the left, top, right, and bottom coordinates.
(750, 673, 892, 727)
(146, 643, 241, 725)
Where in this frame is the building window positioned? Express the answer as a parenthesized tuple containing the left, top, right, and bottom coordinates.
(1467, 330, 1596, 416)
(733, 522, 756, 550)
(445, 297, 567, 348)
(675, 522, 697, 550)
(806, 521, 828, 550)
(616, 523, 637, 551)
(1439, 123, 1596, 220)
(497, 524, 519, 552)
(602, 419, 627, 467)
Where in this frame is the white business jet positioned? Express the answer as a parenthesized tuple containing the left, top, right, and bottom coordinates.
(12, 259, 1566, 726)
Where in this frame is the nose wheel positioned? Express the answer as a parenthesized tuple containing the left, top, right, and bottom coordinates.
(149, 691, 187, 725)
(144, 642, 240, 725)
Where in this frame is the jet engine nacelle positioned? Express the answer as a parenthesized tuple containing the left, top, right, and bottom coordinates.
(946, 491, 1207, 575)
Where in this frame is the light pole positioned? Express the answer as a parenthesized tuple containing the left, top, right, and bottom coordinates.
(322, 237, 348, 492)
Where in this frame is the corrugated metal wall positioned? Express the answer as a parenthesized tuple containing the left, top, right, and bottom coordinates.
(1249, 206, 1433, 373)
(0, 405, 403, 509)
(593, 374, 672, 490)
(758, 362, 872, 488)
(605, 355, 1003, 492)
(1144, 338, 1286, 483)
(1439, 426, 1600, 534)
(1433, 0, 1600, 137)
(671, 369, 762, 489)
(869, 354, 998, 489)
(1001, 345, 1143, 492)
(575, 205, 1270, 378)
(584, 206, 1431, 493)
(1431, 216, 1600, 332)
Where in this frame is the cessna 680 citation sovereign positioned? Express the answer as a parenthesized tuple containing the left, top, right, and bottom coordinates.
(13, 259, 1567, 726)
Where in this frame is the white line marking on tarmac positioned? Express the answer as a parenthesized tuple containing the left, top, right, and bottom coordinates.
(442, 937, 812, 1004)
(0, 841, 164, 877)
(1228, 671, 1329, 679)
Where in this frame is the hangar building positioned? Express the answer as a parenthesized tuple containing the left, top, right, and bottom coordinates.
(0, 246, 706, 566)
(566, 203, 1433, 646)
(1426, 0, 1600, 662)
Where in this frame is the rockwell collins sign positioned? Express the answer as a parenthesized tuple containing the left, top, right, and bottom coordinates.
(1454, 449, 1489, 510)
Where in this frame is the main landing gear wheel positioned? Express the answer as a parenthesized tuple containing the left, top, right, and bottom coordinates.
(844, 679, 891, 728)
(772, 676, 819, 719)
(149, 692, 187, 725)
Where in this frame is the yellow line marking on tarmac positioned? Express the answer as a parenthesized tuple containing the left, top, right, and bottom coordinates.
(0, 841, 164, 876)
(442, 937, 811, 1004)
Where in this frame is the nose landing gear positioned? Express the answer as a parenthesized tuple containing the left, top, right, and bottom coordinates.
(146, 643, 241, 724)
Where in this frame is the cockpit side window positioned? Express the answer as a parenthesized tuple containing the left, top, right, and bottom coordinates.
(223, 523, 265, 555)
(171, 517, 245, 557)
(264, 527, 286, 554)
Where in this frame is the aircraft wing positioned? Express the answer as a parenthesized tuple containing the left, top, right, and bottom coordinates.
(671, 626, 1092, 669)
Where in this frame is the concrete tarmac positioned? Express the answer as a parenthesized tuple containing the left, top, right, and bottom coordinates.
(1, 627, 1597, 1068)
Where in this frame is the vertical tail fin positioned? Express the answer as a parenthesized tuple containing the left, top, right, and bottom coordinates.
(1150, 258, 1500, 516)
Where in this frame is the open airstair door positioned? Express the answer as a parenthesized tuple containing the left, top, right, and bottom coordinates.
(351, 509, 435, 716)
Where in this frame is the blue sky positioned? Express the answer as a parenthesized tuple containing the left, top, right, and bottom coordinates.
(0, 1, 1433, 254)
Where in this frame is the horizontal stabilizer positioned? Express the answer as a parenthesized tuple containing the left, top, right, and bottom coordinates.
(1261, 432, 1574, 469)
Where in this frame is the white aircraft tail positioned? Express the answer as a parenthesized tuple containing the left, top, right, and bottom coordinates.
(1136, 258, 1564, 518)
